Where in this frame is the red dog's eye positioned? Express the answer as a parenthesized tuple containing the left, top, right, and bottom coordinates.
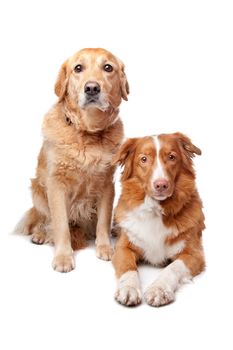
(141, 156, 147, 163)
(168, 154, 176, 161)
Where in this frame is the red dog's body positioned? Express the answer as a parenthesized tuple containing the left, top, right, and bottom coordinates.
(112, 133, 205, 306)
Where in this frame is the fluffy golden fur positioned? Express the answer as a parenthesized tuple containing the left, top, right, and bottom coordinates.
(112, 133, 205, 306)
(15, 48, 129, 272)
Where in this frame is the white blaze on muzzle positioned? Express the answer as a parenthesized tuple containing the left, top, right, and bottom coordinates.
(152, 136, 168, 181)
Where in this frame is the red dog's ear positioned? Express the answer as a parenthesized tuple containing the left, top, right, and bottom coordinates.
(112, 138, 138, 180)
(54, 60, 69, 101)
(112, 138, 138, 165)
(175, 132, 201, 159)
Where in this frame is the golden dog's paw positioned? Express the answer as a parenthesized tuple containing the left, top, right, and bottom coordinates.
(31, 232, 46, 245)
(115, 286, 142, 306)
(96, 244, 114, 261)
(144, 285, 175, 307)
(52, 254, 75, 273)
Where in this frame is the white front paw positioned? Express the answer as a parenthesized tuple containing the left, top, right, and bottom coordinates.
(115, 286, 141, 306)
(144, 284, 175, 307)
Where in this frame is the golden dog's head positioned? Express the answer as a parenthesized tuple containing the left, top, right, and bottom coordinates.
(55, 48, 129, 111)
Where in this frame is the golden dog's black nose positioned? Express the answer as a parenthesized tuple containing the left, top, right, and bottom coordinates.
(84, 82, 101, 96)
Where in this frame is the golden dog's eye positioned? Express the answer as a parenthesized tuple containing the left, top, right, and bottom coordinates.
(168, 154, 176, 161)
(141, 156, 147, 163)
(104, 64, 113, 72)
(74, 64, 82, 73)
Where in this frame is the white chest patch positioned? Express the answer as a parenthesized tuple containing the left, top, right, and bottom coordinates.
(120, 197, 185, 265)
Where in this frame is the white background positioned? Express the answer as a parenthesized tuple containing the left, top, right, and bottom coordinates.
(0, 1, 232, 349)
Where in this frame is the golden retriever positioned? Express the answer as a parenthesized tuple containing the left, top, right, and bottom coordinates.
(15, 48, 129, 272)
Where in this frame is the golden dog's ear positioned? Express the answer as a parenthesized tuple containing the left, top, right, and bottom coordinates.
(117, 58, 130, 101)
(54, 60, 68, 100)
(175, 132, 201, 160)
(112, 138, 138, 180)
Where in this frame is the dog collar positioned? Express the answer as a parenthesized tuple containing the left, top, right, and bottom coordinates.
(65, 115, 72, 125)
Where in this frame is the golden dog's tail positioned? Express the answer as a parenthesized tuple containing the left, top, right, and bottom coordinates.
(14, 208, 87, 251)
(14, 207, 40, 235)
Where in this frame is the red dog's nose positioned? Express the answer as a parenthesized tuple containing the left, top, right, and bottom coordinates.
(153, 179, 169, 192)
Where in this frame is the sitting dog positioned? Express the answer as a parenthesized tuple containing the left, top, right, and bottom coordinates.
(112, 133, 205, 306)
(15, 48, 129, 272)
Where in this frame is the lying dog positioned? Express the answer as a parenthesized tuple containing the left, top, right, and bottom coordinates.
(112, 133, 205, 306)
(15, 48, 129, 272)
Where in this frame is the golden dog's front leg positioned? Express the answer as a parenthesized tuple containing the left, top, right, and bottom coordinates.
(95, 181, 114, 261)
(47, 180, 75, 272)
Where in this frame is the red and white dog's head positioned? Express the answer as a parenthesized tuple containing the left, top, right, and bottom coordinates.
(114, 132, 201, 201)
